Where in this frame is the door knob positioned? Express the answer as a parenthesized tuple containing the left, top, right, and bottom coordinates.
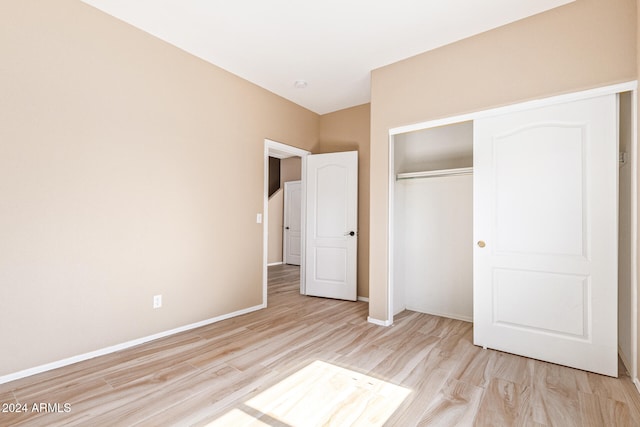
(477, 240, 486, 248)
(346, 231, 356, 236)
(285, 227, 290, 230)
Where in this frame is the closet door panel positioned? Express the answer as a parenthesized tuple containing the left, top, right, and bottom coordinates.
(473, 94, 618, 377)
(493, 125, 585, 257)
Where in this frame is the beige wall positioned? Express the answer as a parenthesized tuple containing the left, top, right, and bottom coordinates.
(319, 104, 371, 298)
(369, 0, 638, 320)
(281, 157, 302, 184)
(0, 0, 319, 376)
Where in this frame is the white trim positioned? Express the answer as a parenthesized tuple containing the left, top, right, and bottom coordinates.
(0, 304, 264, 385)
(387, 134, 396, 325)
(367, 316, 393, 327)
(389, 82, 638, 136)
(630, 88, 638, 386)
(357, 296, 369, 302)
(267, 262, 283, 266)
(264, 143, 270, 307)
(300, 158, 308, 295)
(264, 139, 310, 305)
(635, 378, 640, 395)
(265, 139, 309, 159)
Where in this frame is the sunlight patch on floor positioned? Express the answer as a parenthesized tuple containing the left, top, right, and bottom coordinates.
(207, 360, 411, 426)
(208, 408, 274, 426)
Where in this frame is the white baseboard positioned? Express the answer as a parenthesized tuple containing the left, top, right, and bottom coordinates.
(405, 306, 473, 323)
(0, 303, 265, 385)
(357, 296, 369, 302)
(267, 262, 283, 266)
(367, 316, 393, 327)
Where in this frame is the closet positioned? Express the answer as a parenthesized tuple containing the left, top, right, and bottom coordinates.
(390, 87, 635, 378)
(393, 121, 473, 321)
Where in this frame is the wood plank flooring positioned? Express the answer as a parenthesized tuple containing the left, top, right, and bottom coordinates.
(1, 264, 639, 426)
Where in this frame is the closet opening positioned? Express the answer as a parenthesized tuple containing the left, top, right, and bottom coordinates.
(392, 121, 473, 320)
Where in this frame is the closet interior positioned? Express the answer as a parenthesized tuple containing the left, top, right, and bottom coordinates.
(393, 121, 473, 321)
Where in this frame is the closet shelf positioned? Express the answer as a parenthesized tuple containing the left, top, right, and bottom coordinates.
(396, 167, 473, 181)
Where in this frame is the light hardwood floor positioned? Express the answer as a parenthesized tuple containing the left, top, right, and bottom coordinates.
(1, 264, 640, 426)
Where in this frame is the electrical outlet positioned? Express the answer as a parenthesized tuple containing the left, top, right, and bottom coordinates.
(153, 294, 162, 309)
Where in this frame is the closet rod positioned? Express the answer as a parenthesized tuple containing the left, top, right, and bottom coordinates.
(396, 167, 473, 181)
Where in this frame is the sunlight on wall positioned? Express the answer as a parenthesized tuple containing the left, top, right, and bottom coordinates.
(207, 360, 411, 426)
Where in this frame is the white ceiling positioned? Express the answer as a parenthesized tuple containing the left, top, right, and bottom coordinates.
(81, 0, 573, 115)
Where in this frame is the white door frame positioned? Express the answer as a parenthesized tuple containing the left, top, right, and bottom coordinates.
(263, 139, 310, 306)
(386, 81, 638, 383)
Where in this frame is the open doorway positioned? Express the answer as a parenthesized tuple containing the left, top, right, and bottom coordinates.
(267, 159, 302, 267)
(263, 139, 310, 306)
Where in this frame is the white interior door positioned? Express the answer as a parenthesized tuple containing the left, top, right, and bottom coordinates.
(474, 94, 618, 376)
(305, 151, 358, 301)
(283, 180, 302, 266)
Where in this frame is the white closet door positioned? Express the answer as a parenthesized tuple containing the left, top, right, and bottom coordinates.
(474, 94, 618, 377)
